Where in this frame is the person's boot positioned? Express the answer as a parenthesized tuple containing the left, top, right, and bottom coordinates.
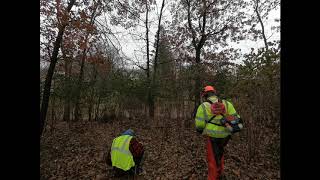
(137, 166, 145, 175)
(219, 174, 227, 180)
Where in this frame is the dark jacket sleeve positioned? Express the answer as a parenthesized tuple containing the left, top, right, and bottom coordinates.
(106, 149, 112, 166)
(129, 138, 144, 159)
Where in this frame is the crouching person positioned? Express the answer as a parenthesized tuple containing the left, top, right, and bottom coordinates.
(106, 129, 144, 177)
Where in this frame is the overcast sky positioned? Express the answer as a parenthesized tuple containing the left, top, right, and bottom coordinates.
(108, 0, 280, 66)
(41, 0, 280, 69)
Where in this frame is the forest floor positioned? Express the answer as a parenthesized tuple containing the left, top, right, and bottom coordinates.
(40, 117, 280, 180)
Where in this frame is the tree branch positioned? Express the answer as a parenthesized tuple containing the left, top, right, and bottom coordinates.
(185, 0, 198, 49)
(152, 0, 165, 86)
(201, 0, 207, 35)
(254, 0, 268, 51)
(116, 0, 146, 23)
(206, 24, 229, 37)
(196, 0, 207, 49)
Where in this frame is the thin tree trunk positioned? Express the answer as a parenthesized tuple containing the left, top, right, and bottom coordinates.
(88, 88, 94, 122)
(255, 0, 268, 51)
(62, 45, 72, 122)
(40, 0, 76, 138)
(63, 91, 71, 122)
(74, 4, 100, 121)
(150, 0, 166, 119)
(74, 48, 87, 121)
(254, 0, 274, 86)
(146, 0, 150, 82)
(88, 64, 98, 121)
(50, 92, 55, 134)
(88, 103, 92, 121)
(186, 0, 207, 109)
(194, 49, 201, 108)
(145, 0, 153, 118)
(95, 96, 101, 121)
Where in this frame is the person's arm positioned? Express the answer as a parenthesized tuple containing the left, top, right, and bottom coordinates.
(129, 138, 144, 159)
(105, 150, 112, 166)
(195, 104, 207, 134)
(225, 101, 241, 119)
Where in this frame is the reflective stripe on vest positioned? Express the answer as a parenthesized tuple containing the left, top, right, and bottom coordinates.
(111, 135, 132, 156)
(204, 128, 230, 135)
(195, 116, 205, 121)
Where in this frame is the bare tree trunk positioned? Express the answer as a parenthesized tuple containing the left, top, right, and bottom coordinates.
(95, 96, 101, 121)
(62, 45, 72, 122)
(194, 49, 201, 108)
(88, 67, 98, 122)
(63, 91, 71, 122)
(254, 0, 274, 86)
(74, 4, 100, 121)
(88, 102, 93, 121)
(74, 48, 87, 121)
(144, 0, 154, 119)
(50, 93, 56, 134)
(88, 87, 95, 122)
(255, 0, 268, 51)
(40, 0, 76, 138)
(150, 0, 166, 119)
(186, 0, 207, 109)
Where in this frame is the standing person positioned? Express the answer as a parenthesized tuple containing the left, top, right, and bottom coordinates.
(194, 85, 243, 180)
(106, 129, 144, 177)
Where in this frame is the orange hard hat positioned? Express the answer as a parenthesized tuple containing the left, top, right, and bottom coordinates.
(204, 85, 216, 93)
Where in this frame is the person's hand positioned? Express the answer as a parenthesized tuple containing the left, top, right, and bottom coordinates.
(196, 128, 203, 134)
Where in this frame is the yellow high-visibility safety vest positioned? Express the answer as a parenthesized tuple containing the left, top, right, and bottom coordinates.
(195, 96, 240, 138)
(111, 135, 135, 171)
